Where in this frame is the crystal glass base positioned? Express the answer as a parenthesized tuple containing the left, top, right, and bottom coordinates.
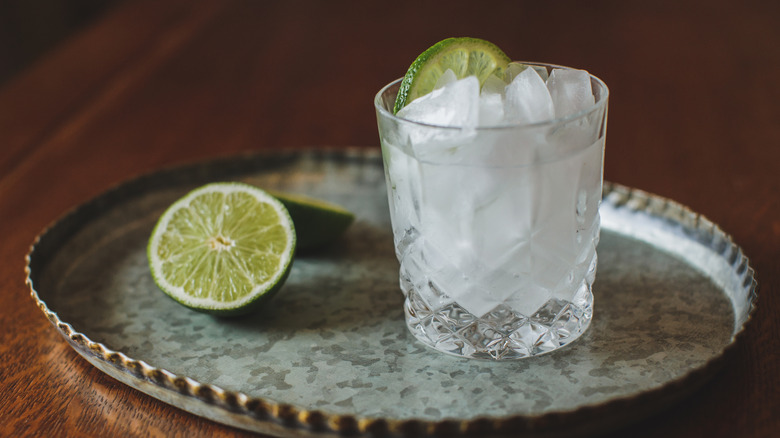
(403, 266, 595, 360)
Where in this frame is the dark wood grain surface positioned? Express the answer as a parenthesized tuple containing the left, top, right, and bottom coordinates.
(1, 0, 778, 436)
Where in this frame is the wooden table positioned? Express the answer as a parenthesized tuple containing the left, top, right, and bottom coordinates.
(1, 0, 778, 436)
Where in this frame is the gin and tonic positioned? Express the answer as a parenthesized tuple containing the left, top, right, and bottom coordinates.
(375, 49, 608, 360)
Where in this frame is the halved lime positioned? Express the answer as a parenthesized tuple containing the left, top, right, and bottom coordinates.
(147, 182, 296, 315)
(269, 190, 355, 250)
(393, 37, 511, 113)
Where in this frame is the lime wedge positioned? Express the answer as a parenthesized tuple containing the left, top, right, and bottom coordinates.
(269, 190, 355, 250)
(147, 182, 296, 315)
(393, 37, 511, 113)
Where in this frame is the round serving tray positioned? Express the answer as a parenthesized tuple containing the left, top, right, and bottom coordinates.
(26, 147, 757, 437)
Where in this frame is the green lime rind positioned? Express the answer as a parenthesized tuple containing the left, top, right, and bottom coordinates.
(268, 190, 355, 250)
(147, 182, 296, 316)
(393, 37, 512, 114)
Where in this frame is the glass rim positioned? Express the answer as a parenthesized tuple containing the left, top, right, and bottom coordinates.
(374, 61, 609, 130)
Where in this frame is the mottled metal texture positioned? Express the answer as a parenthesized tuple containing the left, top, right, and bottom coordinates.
(26, 148, 757, 437)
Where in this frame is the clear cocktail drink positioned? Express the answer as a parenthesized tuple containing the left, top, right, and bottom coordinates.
(375, 62, 608, 360)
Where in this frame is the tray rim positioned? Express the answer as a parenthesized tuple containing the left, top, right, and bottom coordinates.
(25, 146, 759, 437)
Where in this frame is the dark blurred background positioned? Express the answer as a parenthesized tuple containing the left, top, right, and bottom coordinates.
(0, 0, 123, 85)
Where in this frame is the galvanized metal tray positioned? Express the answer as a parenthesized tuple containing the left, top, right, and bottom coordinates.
(26, 148, 757, 437)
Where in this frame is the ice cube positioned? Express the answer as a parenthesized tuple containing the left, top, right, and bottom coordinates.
(504, 283, 552, 317)
(530, 65, 550, 82)
(451, 283, 503, 317)
(434, 68, 458, 89)
(504, 62, 528, 83)
(383, 143, 422, 241)
(478, 92, 504, 126)
(481, 74, 506, 95)
(420, 162, 481, 259)
(397, 75, 480, 127)
(504, 67, 555, 124)
(415, 236, 494, 316)
(422, 242, 503, 317)
(546, 68, 595, 118)
(504, 63, 550, 86)
(396, 76, 480, 162)
(504, 62, 528, 84)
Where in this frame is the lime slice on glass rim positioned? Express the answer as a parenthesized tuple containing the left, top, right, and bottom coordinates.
(268, 190, 355, 250)
(393, 37, 511, 113)
(147, 182, 296, 316)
